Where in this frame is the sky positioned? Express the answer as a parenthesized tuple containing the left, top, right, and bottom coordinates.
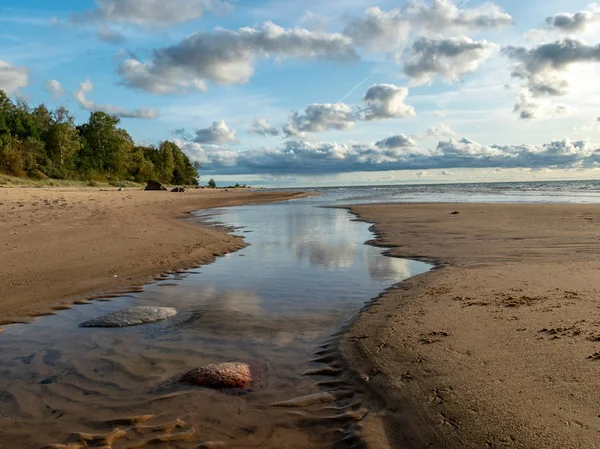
(2, 0, 600, 186)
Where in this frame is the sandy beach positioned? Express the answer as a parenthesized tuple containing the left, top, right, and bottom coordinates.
(5, 193, 600, 448)
(341, 203, 600, 448)
(0, 187, 309, 325)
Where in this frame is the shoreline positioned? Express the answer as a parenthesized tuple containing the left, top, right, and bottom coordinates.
(340, 203, 600, 448)
(0, 187, 311, 326)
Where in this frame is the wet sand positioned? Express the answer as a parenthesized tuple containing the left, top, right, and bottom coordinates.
(0, 197, 425, 449)
(341, 203, 600, 448)
(0, 187, 310, 325)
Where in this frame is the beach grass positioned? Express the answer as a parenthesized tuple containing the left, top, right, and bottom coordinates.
(0, 173, 143, 189)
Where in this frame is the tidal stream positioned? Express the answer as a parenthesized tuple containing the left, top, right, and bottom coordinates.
(0, 196, 429, 448)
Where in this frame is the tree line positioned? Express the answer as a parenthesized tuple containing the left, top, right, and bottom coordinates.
(0, 90, 199, 185)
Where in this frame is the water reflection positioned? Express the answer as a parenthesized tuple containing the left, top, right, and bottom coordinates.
(0, 199, 429, 448)
(368, 256, 413, 281)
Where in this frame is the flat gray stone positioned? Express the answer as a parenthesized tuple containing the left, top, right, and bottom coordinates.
(80, 306, 177, 328)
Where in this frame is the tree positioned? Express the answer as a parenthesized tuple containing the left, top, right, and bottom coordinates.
(0, 90, 200, 184)
(208, 178, 216, 188)
(158, 141, 176, 183)
(44, 107, 81, 177)
(77, 112, 133, 177)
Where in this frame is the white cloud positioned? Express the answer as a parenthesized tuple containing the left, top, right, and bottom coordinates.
(0, 60, 28, 94)
(375, 134, 416, 148)
(504, 39, 600, 84)
(118, 59, 208, 95)
(504, 38, 600, 118)
(339, 0, 511, 55)
(404, 36, 498, 85)
(513, 89, 570, 120)
(287, 103, 355, 135)
(359, 84, 416, 120)
(404, 0, 513, 34)
(424, 123, 458, 137)
(178, 135, 600, 175)
(73, 79, 158, 119)
(281, 84, 415, 136)
(514, 89, 537, 120)
(193, 120, 238, 144)
(343, 6, 410, 51)
(249, 117, 281, 136)
(118, 22, 358, 94)
(44, 79, 65, 99)
(546, 4, 600, 34)
(71, 0, 231, 27)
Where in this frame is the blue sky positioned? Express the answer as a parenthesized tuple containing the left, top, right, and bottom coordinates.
(2, 0, 600, 186)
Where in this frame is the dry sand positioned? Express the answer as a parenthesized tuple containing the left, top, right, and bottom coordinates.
(342, 203, 600, 448)
(0, 187, 309, 325)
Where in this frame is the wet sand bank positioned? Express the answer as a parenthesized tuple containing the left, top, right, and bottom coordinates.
(342, 203, 600, 448)
(0, 196, 427, 449)
(0, 187, 310, 325)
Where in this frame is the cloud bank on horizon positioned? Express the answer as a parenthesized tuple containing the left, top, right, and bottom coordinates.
(2, 0, 600, 184)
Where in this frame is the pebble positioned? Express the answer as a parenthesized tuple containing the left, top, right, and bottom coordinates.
(181, 363, 251, 389)
(79, 306, 177, 328)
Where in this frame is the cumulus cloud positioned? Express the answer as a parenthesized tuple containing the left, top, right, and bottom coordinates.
(73, 79, 158, 119)
(424, 123, 457, 138)
(178, 136, 600, 175)
(375, 134, 416, 149)
(70, 0, 231, 27)
(514, 89, 537, 120)
(504, 38, 600, 117)
(44, 80, 65, 99)
(405, 0, 513, 34)
(359, 84, 416, 120)
(341, 1, 511, 53)
(287, 103, 355, 135)
(513, 89, 570, 120)
(193, 120, 238, 144)
(0, 61, 28, 94)
(281, 84, 415, 137)
(343, 7, 411, 51)
(249, 117, 281, 137)
(546, 4, 600, 33)
(504, 39, 600, 83)
(404, 36, 498, 84)
(179, 137, 426, 174)
(118, 22, 358, 94)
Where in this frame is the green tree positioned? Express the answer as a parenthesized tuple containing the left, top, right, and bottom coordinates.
(77, 112, 133, 177)
(158, 141, 176, 183)
(0, 89, 200, 184)
(208, 178, 216, 188)
(44, 107, 81, 177)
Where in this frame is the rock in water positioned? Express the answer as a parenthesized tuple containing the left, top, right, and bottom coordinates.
(80, 306, 177, 328)
(181, 363, 251, 389)
(171, 187, 186, 192)
(145, 180, 167, 191)
(271, 390, 353, 407)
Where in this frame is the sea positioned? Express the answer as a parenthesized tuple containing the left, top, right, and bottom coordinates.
(288, 179, 600, 204)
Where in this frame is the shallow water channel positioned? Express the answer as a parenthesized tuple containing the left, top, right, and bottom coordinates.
(0, 197, 429, 448)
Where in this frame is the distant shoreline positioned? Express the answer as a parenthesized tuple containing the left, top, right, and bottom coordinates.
(340, 202, 600, 448)
(0, 187, 311, 326)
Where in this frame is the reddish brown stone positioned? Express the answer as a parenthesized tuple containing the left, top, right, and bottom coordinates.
(181, 363, 251, 389)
